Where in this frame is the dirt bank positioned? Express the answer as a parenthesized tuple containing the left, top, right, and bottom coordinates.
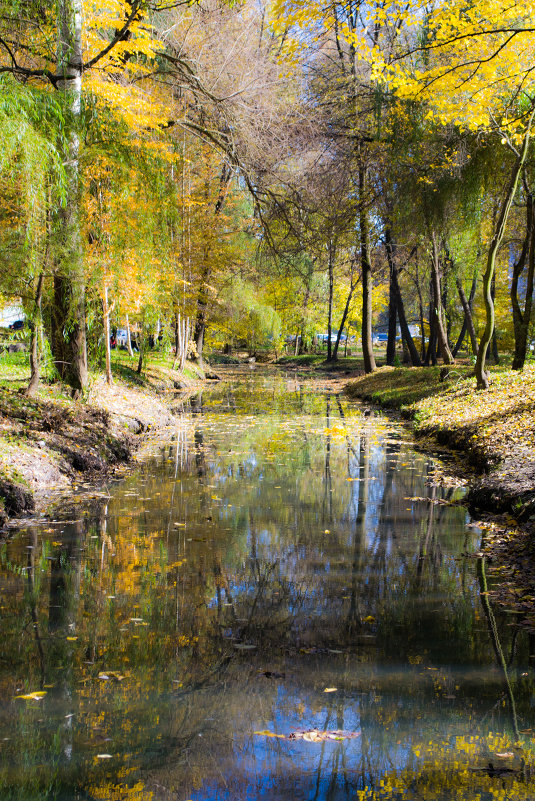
(0, 366, 204, 529)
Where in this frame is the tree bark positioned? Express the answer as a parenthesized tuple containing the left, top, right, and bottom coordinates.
(103, 284, 112, 385)
(454, 274, 478, 356)
(476, 106, 535, 388)
(359, 164, 376, 374)
(326, 240, 335, 361)
(51, 0, 87, 397)
(425, 296, 438, 366)
(125, 313, 133, 357)
(430, 232, 454, 365)
(136, 323, 144, 374)
(25, 272, 44, 396)
(386, 258, 397, 366)
(385, 228, 421, 366)
(512, 190, 535, 370)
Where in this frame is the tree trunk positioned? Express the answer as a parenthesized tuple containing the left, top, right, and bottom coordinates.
(359, 165, 376, 374)
(51, 0, 87, 397)
(385, 228, 421, 366)
(386, 260, 397, 366)
(136, 324, 144, 374)
(425, 298, 438, 366)
(191, 163, 232, 366)
(512, 191, 535, 370)
(430, 232, 454, 364)
(174, 311, 179, 361)
(490, 275, 500, 363)
(103, 284, 112, 385)
(332, 278, 357, 360)
(125, 313, 133, 357)
(326, 241, 335, 361)
(476, 106, 535, 389)
(25, 272, 44, 397)
(452, 273, 477, 356)
(454, 274, 478, 356)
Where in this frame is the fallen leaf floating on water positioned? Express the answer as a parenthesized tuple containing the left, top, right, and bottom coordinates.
(97, 754, 112, 759)
(98, 671, 125, 681)
(323, 687, 337, 693)
(15, 691, 47, 701)
(254, 730, 285, 739)
(254, 729, 360, 742)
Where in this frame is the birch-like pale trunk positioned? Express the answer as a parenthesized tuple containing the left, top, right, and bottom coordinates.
(125, 313, 134, 357)
(53, 0, 87, 396)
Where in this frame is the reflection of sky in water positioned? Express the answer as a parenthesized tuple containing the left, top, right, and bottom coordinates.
(1, 375, 535, 800)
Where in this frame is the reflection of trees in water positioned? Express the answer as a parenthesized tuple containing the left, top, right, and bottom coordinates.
(3, 385, 535, 799)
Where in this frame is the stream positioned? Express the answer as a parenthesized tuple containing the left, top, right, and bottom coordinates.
(1, 370, 535, 800)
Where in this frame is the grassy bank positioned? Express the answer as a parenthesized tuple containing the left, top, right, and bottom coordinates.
(0, 350, 204, 527)
(345, 364, 535, 518)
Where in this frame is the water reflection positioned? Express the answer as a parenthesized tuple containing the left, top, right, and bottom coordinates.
(1, 372, 535, 800)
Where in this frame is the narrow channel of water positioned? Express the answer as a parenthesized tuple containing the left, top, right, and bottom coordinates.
(1, 371, 534, 800)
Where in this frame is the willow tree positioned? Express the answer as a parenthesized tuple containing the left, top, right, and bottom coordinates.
(0, 78, 59, 395)
(0, 0, 165, 393)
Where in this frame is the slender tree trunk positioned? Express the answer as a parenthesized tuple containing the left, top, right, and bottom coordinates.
(25, 272, 44, 396)
(430, 232, 454, 365)
(52, 0, 87, 397)
(327, 242, 334, 361)
(476, 106, 535, 388)
(359, 165, 376, 374)
(181, 318, 190, 371)
(136, 323, 144, 375)
(125, 313, 133, 357)
(191, 164, 232, 366)
(512, 191, 535, 370)
(490, 275, 500, 363)
(103, 284, 112, 385)
(385, 228, 421, 366)
(386, 261, 397, 366)
(174, 311, 180, 361)
(454, 274, 478, 356)
(299, 269, 312, 355)
(425, 298, 438, 366)
(332, 277, 357, 360)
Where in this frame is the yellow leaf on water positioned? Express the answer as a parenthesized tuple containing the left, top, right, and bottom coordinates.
(254, 730, 285, 738)
(324, 687, 337, 693)
(15, 691, 47, 700)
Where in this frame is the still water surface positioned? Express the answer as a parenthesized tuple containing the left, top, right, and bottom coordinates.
(1, 372, 535, 800)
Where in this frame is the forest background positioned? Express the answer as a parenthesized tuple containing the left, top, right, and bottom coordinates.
(1, 0, 535, 396)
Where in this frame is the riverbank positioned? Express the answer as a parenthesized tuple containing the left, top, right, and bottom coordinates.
(345, 364, 535, 516)
(0, 358, 205, 529)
